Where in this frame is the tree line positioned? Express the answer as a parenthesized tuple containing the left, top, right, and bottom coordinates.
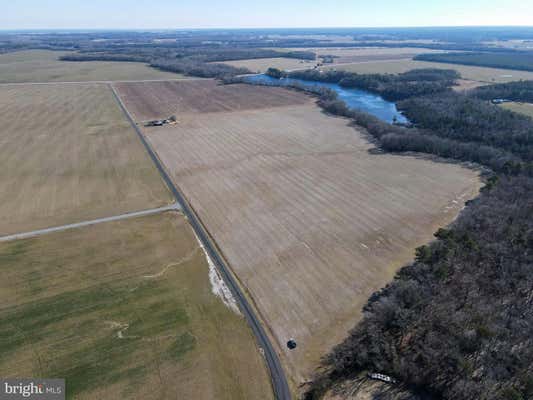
(398, 93, 533, 162)
(59, 47, 316, 79)
(267, 68, 459, 101)
(262, 69, 532, 175)
(470, 80, 533, 103)
(415, 51, 533, 72)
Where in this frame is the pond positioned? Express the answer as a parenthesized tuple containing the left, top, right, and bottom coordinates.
(244, 74, 409, 124)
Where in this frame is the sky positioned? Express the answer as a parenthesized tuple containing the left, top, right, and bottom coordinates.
(2, 0, 533, 30)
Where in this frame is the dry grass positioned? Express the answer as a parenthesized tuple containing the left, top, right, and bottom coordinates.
(0, 50, 183, 83)
(218, 57, 316, 73)
(113, 79, 311, 121)
(0, 83, 172, 235)
(323, 59, 533, 83)
(116, 82, 482, 383)
(500, 102, 533, 118)
(288, 47, 446, 65)
(452, 79, 490, 92)
(0, 213, 273, 399)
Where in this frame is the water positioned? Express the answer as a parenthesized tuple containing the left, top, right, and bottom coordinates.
(244, 74, 409, 124)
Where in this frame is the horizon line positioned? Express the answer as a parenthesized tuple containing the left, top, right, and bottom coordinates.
(2, 24, 533, 33)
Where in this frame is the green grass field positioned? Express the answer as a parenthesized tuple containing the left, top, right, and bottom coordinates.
(0, 50, 184, 83)
(0, 213, 273, 400)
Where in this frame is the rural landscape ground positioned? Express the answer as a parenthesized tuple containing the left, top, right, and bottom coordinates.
(115, 79, 481, 383)
(0, 213, 272, 399)
(0, 82, 172, 235)
(1, 27, 532, 400)
(0, 50, 183, 83)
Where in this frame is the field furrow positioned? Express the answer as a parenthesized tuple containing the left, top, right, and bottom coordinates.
(116, 80, 482, 382)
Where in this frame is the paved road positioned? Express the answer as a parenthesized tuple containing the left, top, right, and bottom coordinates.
(0, 203, 181, 243)
(110, 84, 292, 400)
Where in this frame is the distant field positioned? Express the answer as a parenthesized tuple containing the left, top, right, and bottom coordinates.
(453, 78, 490, 92)
(283, 47, 446, 64)
(0, 213, 272, 400)
(501, 101, 533, 118)
(218, 57, 316, 73)
(0, 83, 171, 235)
(116, 80, 482, 382)
(221, 48, 447, 73)
(324, 58, 533, 83)
(113, 79, 310, 121)
(0, 50, 183, 83)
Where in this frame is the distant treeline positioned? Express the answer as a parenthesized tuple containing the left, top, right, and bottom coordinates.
(415, 51, 533, 72)
(60, 53, 150, 63)
(60, 52, 253, 79)
(150, 58, 250, 79)
(59, 48, 315, 78)
(186, 48, 316, 62)
(267, 68, 459, 101)
(65, 48, 316, 63)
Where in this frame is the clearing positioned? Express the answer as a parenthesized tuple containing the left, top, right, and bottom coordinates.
(500, 102, 533, 118)
(0, 212, 273, 400)
(0, 83, 172, 235)
(0, 50, 183, 83)
(116, 80, 482, 383)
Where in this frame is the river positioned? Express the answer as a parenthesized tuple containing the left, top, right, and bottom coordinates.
(244, 74, 409, 124)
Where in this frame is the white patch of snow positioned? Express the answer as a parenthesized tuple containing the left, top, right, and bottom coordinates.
(104, 321, 139, 340)
(193, 233, 241, 315)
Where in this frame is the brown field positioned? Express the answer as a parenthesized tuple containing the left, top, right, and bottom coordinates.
(286, 47, 447, 65)
(0, 83, 172, 235)
(0, 212, 273, 400)
(113, 79, 310, 121)
(116, 80, 482, 383)
(0, 50, 183, 83)
(218, 57, 316, 73)
(323, 58, 533, 83)
(452, 78, 490, 92)
(500, 102, 533, 118)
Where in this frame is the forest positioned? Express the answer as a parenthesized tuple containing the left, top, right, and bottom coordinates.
(398, 93, 533, 162)
(269, 68, 459, 101)
(470, 80, 533, 103)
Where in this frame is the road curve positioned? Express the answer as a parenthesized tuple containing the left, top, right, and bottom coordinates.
(110, 84, 292, 400)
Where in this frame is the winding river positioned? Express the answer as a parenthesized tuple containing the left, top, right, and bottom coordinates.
(244, 74, 409, 124)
